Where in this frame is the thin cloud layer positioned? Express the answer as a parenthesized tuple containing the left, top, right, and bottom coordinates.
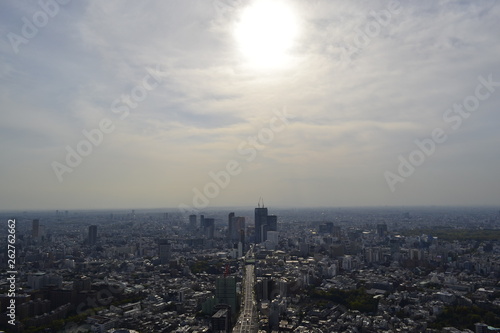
(1, 0, 499, 210)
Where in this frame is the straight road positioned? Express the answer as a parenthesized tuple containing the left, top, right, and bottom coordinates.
(233, 251, 257, 332)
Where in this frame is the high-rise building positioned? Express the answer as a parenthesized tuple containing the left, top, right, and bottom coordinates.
(88, 225, 97, 245)
(267, 215, 278, 232)
(269, 299, 280, 329)
(239, 228, 245, 245)
(229, 216, 245, 242)
(255, 200, 278, 243)
(227, 212, 235, 240)
(255, 206, 268, 244)
(332, 225, 342, 239)
(377, 223, 388, 238)
(189, 214, 197, 229)
(158, 239, 171, 265)
(215, 276, 237, 313)
(212, 306, 231, 333)
(204, 218, 215, 239)
(32, 219, 40, 238)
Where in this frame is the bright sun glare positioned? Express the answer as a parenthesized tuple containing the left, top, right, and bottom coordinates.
(234, 0, 299, 69)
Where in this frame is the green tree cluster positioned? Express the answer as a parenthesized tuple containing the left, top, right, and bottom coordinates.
(309, 287, 379, 313)
(189, 260, 223, 274)
(430, 305, 500, 330)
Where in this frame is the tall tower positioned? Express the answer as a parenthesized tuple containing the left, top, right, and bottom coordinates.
(88, 225, 97, 245)
(267, 215, 277, 232)
(158, 239, 171, 265)
(377, 223, 388, 238)
(215, 275, 237, 314)
(255, 198, 268, 244)
(229, 216, 246, 242)
(189, 214, 197, 229)
(228, 212, 235, 240)
(204, 218, 215, 239)
(32, 219, 40, 238)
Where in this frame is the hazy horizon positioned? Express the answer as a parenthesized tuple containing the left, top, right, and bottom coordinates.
(1, 0, 500, 211)
(1, 204, 499, 215)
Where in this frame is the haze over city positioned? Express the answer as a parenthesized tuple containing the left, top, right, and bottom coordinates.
(1, 0, 500, 211)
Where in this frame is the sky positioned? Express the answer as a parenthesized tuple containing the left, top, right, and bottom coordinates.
(1, 0, 499, 211)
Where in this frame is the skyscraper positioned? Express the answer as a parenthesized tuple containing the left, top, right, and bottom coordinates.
(255, 199, 278, 243)
(189, 214, 197, 229)
(227, 212, 235, 240)
(204, 218, 215, 239)
(88, 225, 97, 245)
(332, 225, 341, 239)
(377, 223, 388, 238)
(229, 216, 245, 242)
(215, 276, 237, 314)
(255, 205, 268, 244)
(32, 219, 40, 238)
(158, 239, 171, 265)
(267, 215, 278, 232)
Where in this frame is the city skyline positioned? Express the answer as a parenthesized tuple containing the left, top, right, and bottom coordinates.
(1, 0, 500, 211)
(1, 204, 499, 331)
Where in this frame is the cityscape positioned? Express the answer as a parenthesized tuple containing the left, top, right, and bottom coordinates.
(2, 0, 500, 332)
(1, 205, 500, 332)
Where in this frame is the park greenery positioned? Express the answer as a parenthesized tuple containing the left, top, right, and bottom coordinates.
(429, 305, 500, 330)
(309, 287, 379, 314)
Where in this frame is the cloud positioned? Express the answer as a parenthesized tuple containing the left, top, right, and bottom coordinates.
(1, 0, 499, 209)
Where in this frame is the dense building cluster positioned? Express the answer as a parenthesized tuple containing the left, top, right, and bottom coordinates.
(0, 207, 499, 333)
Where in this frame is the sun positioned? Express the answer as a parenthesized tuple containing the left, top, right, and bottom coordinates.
(234, 0, 300, 69)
